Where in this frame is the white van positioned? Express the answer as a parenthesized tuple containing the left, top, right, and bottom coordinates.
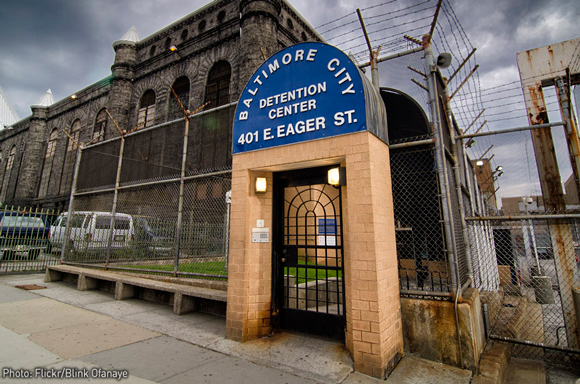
(49, 211, 134, 252)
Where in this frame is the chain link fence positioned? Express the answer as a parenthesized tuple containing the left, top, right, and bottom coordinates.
(54, 105, 235, 280)
(461, 123, 580, 363)
(391, 141, 451, 293)
(59, 170, 231, 279)
(468, 217, 580, 362)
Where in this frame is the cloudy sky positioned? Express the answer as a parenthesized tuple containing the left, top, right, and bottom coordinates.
(1, 0, 579, 204)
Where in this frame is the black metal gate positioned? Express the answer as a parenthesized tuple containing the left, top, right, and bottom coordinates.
(273, 167, 345, 338)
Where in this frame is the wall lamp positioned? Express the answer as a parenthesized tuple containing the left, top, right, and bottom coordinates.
(169, 45, 181, 59)
(255, 177, 267, 193)
(328, 167, 346, 186)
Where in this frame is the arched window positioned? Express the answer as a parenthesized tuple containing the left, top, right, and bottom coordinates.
(168, 76, 190, 120)
(93, 109, 107, 142)
(138, 90, 156, 128)
(46, 129, 58, 158)
(67, 120, 81, 151)
(6, 146, 16, 171)
(204, 61, 231, 108)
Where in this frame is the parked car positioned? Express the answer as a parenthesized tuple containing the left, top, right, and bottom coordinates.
(49, 211, 134, 252)
(133, 216, 174, 257)
(0, 211, 50, 260)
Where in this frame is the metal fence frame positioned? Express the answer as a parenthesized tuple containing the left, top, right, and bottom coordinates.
(56, 105, 234, 280)
(0, 206, 61, 274)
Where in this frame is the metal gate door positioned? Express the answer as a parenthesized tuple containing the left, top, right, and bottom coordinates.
(273, 168, 345, 338)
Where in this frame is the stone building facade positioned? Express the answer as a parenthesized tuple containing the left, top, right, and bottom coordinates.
(0, 0, 321, 209)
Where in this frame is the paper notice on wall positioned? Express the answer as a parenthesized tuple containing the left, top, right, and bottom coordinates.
(318, 235, 336, 246)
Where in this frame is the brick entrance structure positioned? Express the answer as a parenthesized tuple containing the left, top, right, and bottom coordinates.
(226, 131, 403, 378)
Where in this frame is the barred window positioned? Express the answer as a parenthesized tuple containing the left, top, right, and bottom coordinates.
(67, 120, 81, 151)
(168, 76, 190, 120)
(138, 90, 156, 128)
(93, 109, 107, 142)
(204, 61, 231, 108)
(46, 129, 58, 158)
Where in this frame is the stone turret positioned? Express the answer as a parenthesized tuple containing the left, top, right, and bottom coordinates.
(108, 27, 139, 132)
(238, 0, 282, 86)
(14, 90, 54, 204)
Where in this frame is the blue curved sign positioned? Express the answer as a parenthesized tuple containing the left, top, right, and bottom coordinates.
(233, 42, 367, 154)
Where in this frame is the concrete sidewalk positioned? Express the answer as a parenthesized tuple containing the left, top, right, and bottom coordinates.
(0, 273, 475, 383)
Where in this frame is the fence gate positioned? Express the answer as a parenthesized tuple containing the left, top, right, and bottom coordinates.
(273, 167, 345, 338)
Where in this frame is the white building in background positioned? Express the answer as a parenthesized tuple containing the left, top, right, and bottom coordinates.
(0, 86, 19, 130)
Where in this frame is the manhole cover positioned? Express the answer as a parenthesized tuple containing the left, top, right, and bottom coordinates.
(15, 284, 47, 291)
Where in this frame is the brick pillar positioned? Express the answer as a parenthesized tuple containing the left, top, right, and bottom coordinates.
(342, 134, 404, 378)
(225, 168, 273, 341)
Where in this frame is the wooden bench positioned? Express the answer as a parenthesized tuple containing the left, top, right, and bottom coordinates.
(45, 264, 227, 316)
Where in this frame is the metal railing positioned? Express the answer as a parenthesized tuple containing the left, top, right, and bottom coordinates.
(0, 206, 61, 274)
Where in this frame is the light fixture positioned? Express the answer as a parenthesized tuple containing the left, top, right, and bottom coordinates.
(255, 177, 267, 193)
(476, 160, 484, 166)
(70, 94, 77, 100)
(496, 166, 503, 172)
(465, 139, 475, 148)
(328, 167, 346, 186)
(169, 45, 178, 52)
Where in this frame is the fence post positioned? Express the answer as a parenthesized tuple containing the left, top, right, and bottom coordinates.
(105, 135, 125, 268)
(174, 116, 190, 276)
(224, 190, 231, 272)
(555, 76, 580, 200)
(444, 81, 473, 290)
(60, 146, 83, 263)
(424, 36, 459, 296)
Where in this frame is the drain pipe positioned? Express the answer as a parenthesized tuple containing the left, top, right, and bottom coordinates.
(482, 302, 490, 338)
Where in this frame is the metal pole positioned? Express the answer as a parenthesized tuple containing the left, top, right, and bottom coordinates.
(555, 76, 580, 199)
(458, 122, 566, 139)
(445, 81, 473, 290)
(174, 116, 190, 276)
(105, 136, 125, 268)
(357, 8, 380, 90)
(424, 36, 459, 296)
(388, 138, 436, 150)
(60, 146, 83, 263)
(223, 190, 231, 272)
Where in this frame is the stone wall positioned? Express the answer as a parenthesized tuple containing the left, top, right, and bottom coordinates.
(0, 0, 320, 209)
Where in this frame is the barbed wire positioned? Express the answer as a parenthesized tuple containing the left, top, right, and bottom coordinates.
(315, 0, 575, 199)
